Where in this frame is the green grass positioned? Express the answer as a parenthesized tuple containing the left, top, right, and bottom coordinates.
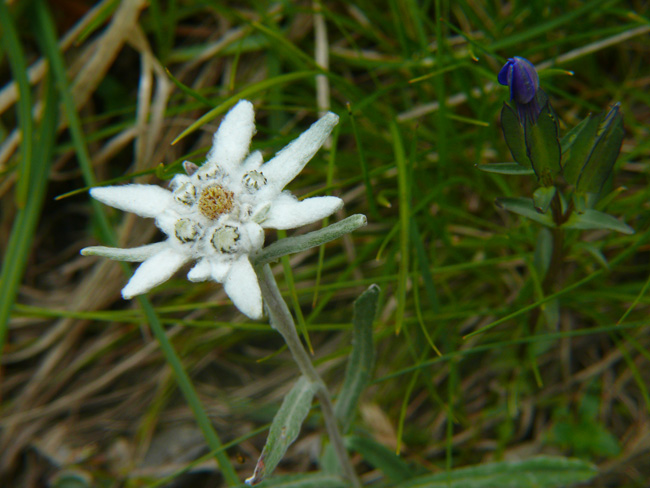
(1, 0, 649, 487)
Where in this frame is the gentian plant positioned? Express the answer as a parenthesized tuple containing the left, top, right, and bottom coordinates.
(82, 101, 373, 486)
(479, 57, 632, 319)
(489, 56, 630, 233)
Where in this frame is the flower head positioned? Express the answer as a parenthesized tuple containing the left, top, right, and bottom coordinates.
(498, 56, 539, 105)
(498, 56, 543, 125)
(82, 100, 342, 319)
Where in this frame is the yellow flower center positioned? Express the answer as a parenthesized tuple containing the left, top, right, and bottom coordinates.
(198, 185, 234, 220)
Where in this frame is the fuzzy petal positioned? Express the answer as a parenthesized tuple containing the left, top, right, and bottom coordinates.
(260, 112, 339, 195)
(91, 185, 173, 218)
(261, 192, 343, 230)
(122, 247, 189, 299)
(169, 174, 191, 191)
(187, 259, 211, 282)
(210, 259, 232, 283)
(237, 221, 265, 253)
(205, 100, 256, 174)
(224, 256, 263, 319)
(241, 150, 264, 173)
(81, 242, 168, 262)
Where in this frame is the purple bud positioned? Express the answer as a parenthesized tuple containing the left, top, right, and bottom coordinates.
(498, 57, 539, 105)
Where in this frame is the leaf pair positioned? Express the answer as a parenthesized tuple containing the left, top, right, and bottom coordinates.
(495, 198, 634, 235)
(499, 101, 624, 197)
(247, 285, 380, 485)
(500, 99, 561, 186)
(562, 104, 624, 196)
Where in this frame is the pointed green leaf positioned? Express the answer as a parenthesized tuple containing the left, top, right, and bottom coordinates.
(576, 104, 624, 195)
(0, 0, 33, 207)
(561, 113, 600, 185)
(255, 215, 367, 266)
(538, 68, 575, 79)
(335, 285, 379, 433)
(346, 435, 413, 482)
(495, 197, 555, 227)
(396, 456, 597, 488)
(247, 377, 317, 485)
(319, 444, 339, 475)
(562, 209, 634, 234)
(50, 470, 92, 488)
(476, 163, 535, 175)
(525, 103, 561, 185)
(253, 473, 347, 488)
(577, 242, 610, 269)
(533, 186, 556, 213)
(500, 103, 532, 168)
(542, 297, 560, 329)
(0, 70, 58, 366)
(534, 228, 553, 278)
(172, 71, 317, 144)
(572, 192, 588, 214)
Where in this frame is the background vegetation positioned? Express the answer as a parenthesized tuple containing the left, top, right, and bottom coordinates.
(1, 0, 649, 486)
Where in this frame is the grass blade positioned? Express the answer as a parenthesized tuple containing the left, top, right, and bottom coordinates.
(0, 74, 57, 360)
(0, 0, 33, 207)
(391, 121, 410, 334)
(33, 1, 239, 482)
(171, 71, 318, 144)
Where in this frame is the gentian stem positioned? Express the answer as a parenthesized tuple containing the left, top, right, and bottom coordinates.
(255, 263, 361, 487)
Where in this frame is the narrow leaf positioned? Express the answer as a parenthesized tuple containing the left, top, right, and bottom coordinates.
(495, 197, 555, 227)
(534, 227, 553, 278)
(0, 0, 33, 207)
(562, 209, 634, 234)
(346, 435, 412, 482)
(525, 103, 561, 185)
(348, 103, 379, 218)
(476, 163, 535, 175)
(335, 285, 379, 433)
(164, 67, 214, 107)
(253, 472, 347, 488)
(542, 297, 560, 329)
(0, 75, 58, 360)
(572, 191, 588, 214)
(532, 186, 556, 213)
(172, 71, 317, 144)
(246, 377, 317, 485)
(577, 104, 624, 195)
(254, 215, 367, 266)
(577, 242, 610, 270)
(500, 103, 532, 168)
(397, 456, 597, 488)
(75, 0, 120, 44)
(392, 121, 410, 334)
(560, 113, 600, 185)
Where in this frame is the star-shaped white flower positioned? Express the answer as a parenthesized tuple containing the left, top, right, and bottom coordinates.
(81, 100, 342, 319)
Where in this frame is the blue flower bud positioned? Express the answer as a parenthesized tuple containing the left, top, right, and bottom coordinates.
(498, 56, 545, 125)
(498, 57, 539, 104)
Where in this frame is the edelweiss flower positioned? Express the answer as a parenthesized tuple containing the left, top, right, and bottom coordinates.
(82, 100, 342, 319)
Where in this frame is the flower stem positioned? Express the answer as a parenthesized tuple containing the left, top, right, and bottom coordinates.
(255, 264, 361, 488)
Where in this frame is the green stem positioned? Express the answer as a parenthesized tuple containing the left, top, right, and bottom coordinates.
(255, 264, 361, 488)
(534, 191, 570, 310)
(524, 190, 567, 375)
